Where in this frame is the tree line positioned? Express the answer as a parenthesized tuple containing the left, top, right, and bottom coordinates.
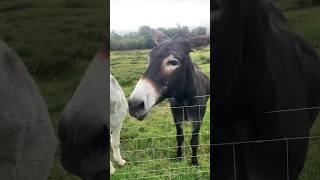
(276, 0, 320, 10)
(111, 25, 208, 51)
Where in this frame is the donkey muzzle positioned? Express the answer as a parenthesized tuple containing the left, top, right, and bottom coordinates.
(128, 98, 147, 120)
(128, 77, 159, 120)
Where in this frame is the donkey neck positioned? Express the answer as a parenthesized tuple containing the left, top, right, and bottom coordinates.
(174, 57, 199, 102)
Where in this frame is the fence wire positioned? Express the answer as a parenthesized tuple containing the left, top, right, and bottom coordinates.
(210, 104, 320, 180)
(1, 94, 320, 180)
(112, 95, 211, 179)
(113, 95, 320, 179)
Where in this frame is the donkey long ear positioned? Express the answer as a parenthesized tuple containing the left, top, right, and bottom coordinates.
(189, 35, 210, 51)
(152, 29, 170, 45)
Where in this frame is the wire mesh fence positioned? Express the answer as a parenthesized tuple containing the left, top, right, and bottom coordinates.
(112, 96, 320, 180)
(111, 95, 211, 179)
(210, 106, 320, 180)
(212, 135, 320, 180)
(1, 96, 320, 180)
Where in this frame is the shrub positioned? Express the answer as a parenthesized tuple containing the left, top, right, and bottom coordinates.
(313, 0, 320, 5)
(0, 1, 33, 12)
(276, 0, 315, 10)
(64, 0, 87, 8)
(290, 0, 312, 9)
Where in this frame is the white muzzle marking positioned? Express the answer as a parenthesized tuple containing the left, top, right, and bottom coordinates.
(129, 78, 159, 114)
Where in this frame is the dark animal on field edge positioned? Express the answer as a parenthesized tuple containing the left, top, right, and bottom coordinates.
(212, 0, 320, 180)
(128, 30, 210, 165)
(58, 47, 109, 180)
(0, 40, 57, 180)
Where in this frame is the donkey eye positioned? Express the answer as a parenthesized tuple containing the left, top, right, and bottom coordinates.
(168, 59, 179, 66)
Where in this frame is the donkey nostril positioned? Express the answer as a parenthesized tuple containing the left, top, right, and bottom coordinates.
(137, 100, 145, 110)
(128, 98, 145, 111)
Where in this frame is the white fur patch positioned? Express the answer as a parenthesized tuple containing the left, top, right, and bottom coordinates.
(161, 55, 179, 75)
(129, 78, 159, 114)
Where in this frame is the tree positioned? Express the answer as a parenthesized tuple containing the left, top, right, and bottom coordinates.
(191, 26, 208, 36)
(110, 25, 208, 50)
(138, 26, 155, 48)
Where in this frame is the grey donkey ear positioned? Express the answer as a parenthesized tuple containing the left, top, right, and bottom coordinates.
(189, 35, 210, 51)
(152, 29, 170, 45)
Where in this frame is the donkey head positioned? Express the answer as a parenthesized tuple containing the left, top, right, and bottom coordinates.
(128, 30, 209, 120)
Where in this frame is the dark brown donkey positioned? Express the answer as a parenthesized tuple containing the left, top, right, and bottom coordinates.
(128, 30, 210, 165)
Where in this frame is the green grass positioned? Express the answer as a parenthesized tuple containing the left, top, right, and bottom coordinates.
(299, 115, 320, 180)
(280, 6, 320, 179)
(276, 0, 320, 11)
(286, 7, 320, 52)
(0, 0, 107, 81)
(110, 48, 210, 179)
(0, 0, 107, 179)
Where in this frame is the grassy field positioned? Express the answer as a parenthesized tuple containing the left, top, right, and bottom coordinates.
(110, 48, 210, 179)
(283, 6, 320, 180)
(0, 0, 107, 179)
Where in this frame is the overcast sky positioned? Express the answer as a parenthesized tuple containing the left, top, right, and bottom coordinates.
(111, 0, 210, 33)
